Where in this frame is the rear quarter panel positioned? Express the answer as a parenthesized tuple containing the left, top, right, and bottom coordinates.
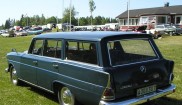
(55, 60, 109, 105)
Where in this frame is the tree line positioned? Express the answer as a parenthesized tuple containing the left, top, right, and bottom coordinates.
(0, 0, 117, 30)
(1, 15, 117, 30)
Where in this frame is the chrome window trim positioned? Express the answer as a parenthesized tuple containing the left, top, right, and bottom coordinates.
(107, 38, 160, 67)
(21, 53, 103, 71)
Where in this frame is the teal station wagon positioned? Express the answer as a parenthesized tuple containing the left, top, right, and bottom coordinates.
(6, 31, 176, 105)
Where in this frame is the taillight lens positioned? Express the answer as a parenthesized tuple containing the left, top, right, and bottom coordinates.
(101, 88, 115, 101)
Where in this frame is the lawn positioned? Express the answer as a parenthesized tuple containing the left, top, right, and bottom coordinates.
(0, 35, 182, 105)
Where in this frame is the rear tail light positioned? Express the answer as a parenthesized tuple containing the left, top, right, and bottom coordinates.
(101, 74, 115, 101)
(101, 88, 115, 101)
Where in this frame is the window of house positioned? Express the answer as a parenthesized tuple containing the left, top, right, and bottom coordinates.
(66, 41, 98, 65)
(129, 19, 132, 25)
(119, 19, 124, 25)
(140, 17, 148, 25)
(136, 19, 139, 25)
(176, 16, 181, 24)
(132, 19, 135, 25)
(157, 16, 167, 24)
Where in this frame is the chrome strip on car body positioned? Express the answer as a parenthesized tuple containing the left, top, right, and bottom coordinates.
(99, 84, 176, 105)
(8, 59, 107, 93)
(19, 78, 54, 94)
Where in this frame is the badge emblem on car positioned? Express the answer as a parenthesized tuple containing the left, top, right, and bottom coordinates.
(140, 66, 146, 73)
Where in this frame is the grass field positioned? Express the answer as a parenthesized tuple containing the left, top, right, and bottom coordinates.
(0, 35, 182, 105)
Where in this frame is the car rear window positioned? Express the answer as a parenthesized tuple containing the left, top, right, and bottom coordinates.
(107, 39, 158, 66)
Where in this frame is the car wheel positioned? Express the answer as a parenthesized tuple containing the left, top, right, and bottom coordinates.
(58, 86, 75, 105)
(10, 66, 20, 86)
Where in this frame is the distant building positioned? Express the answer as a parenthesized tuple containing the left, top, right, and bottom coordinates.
(116, 4, 182, 30)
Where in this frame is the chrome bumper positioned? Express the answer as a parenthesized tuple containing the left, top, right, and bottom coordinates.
(99, 84, 176, 105)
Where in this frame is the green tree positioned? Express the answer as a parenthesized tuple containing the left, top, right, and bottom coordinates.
(62, 6, 77, 26)
(15, 20, 21, 26)
(40, 14, 46, 25)
(0, 24, 4, 30)
(89, 0, 96, 26)
(46, 16, 57, 24)
(93, 16, 102, 25)
(111, 18, 117, 23)
(4, 20, 11, 29)
(79, 17, 88, 26)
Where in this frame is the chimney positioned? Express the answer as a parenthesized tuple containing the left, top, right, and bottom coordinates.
(164, 2, 169, 7)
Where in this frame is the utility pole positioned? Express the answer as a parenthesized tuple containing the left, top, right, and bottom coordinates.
(77, 12, 79, 26)
(127, 0, 130, 29)
(62, 0, 64, 21)
(25, 14, 28, 26)
(70, 0, 72, 31)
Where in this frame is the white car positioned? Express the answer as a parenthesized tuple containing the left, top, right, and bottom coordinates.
(1, 33, 10, 37)
(146, 24, 175, 38)
(15, 30, 28, 36)
(172, 24, 182, 35)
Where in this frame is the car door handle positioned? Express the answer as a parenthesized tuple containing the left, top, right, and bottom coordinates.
(53, 64, 58, 68)
(33, 61, 38, 65)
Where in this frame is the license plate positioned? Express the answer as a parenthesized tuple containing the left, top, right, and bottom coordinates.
(137, 85, 156, 97)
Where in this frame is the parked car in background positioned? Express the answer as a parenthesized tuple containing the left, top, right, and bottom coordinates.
(6, 31, 175, 105)
(1, 30, 15, 37)
(172, 24, 182, 35)
(146, 24, 175, 38)
(0, 30, 6, 35)
(42, 28, 52, 32)
(155, 24, 175, 35)
(27, 27, 43, 35)
(0, 30, 3, 34)
(1, 32, 10, 37)
(15, 30, 28, 36)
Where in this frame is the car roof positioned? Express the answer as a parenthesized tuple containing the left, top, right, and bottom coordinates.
(34, 31, 150, 41)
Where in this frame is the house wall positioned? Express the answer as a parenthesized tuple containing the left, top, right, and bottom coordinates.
(118, 14, 182, 30)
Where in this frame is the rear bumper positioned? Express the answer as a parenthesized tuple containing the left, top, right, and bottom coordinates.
(99, 84, 176, 105)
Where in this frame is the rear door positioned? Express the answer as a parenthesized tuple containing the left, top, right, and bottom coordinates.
(107, 38, 171, 98)
(36, 39, 62, 90)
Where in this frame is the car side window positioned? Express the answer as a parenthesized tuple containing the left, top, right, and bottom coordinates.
(43, 40, 62, 58)
(31, 40, 44, 55)
(65, 41, 98, 65)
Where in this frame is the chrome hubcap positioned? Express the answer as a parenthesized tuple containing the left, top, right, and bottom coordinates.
(11, 68, 18, 85)
(60, 87, 74, 105)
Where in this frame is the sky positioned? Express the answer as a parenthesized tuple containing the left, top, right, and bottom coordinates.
(0, 0, 182, 25)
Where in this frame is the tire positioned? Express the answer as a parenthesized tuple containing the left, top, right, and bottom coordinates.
(58, 86, 75, 105)
(10, 66, 20, 86)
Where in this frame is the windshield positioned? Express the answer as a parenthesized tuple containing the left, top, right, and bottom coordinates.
(107, 39, 158, 66)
